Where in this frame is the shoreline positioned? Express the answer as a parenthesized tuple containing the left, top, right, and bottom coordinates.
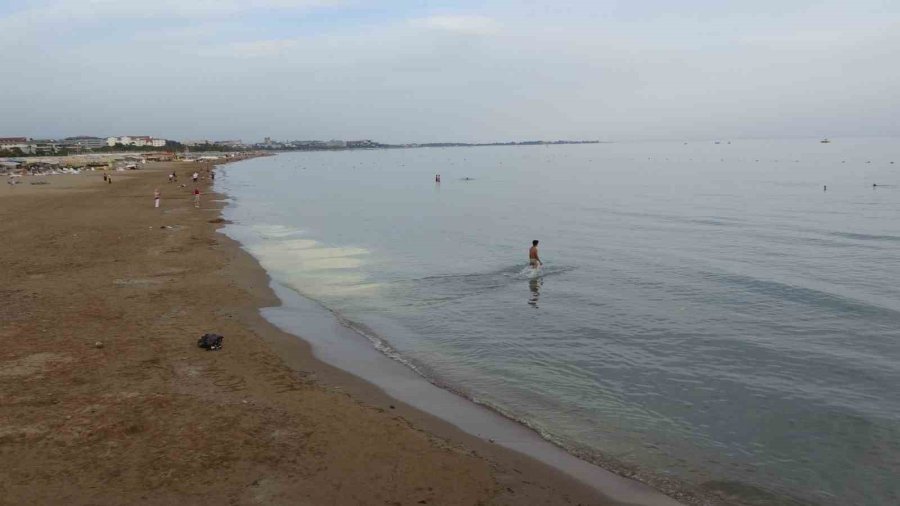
(1, 160, 670, 505)
(207, 189, 635, 505)
(213, 158, 707, 506)
(210, 161, 693, 505)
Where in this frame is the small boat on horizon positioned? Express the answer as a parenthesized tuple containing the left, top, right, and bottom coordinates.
(821, 138, 831, 144)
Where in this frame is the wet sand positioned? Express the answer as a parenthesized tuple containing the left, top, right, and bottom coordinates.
(0, 162, 683, 505)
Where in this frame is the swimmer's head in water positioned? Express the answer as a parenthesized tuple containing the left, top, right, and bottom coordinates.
(533, 240, 539, 246)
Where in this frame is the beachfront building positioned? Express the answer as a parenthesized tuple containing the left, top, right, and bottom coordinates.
(0, 137, 30, 146)
(1, 137, 32, 147)
(183, 140, 213, 147)
(32, 140, 62, 155)
(106, 136, 168, 147)
(62, 136, 106, 150)
(214, 140, 245, 148)
(347, 139, 376, 148)
(0, 137, 37, 154)
(291, 140, 325, 148)
(0, 138, 60, 155)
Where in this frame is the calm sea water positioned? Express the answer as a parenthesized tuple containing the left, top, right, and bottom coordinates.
(217, 139, 900, 505)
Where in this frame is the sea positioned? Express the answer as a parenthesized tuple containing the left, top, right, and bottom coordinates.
(215, 138, 900, 506)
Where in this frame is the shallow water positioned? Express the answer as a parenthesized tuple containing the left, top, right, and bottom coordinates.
(217, 139, 900, 505)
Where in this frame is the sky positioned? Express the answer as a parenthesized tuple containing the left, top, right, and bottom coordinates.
(1, 0, 898, 143)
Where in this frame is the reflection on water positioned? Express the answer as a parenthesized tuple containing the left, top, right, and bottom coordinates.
(528, 277, 542, 308)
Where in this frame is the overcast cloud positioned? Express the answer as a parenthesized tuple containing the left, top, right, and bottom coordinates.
(1, 0, 898, 143)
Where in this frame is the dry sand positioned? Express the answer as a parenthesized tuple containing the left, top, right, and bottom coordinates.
(0, 162, 660, 505)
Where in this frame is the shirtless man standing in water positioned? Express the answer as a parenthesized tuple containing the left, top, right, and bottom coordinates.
(529, 240, 542, 268)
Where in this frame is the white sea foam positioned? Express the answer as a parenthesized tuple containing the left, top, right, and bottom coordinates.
(250, 243, 369, 270)
(282, 273, 380, 297)
(247, 234, 383, 298)
(301, 257, 364, 270)
(283, 239, 320, 250)
(251, 223, 304, 239)
(286, 246, 368, 259)
(518, 265, 543, 279)
(285, 270, 367, 284)
(313, 282, 381, 296)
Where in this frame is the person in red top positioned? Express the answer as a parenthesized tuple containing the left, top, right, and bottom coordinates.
(193, 188, 200, 208)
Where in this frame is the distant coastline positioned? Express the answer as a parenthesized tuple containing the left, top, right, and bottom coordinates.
(262, 139, 603, 152)
(401, 139, 602, 148)
(1, 138, 603, 158)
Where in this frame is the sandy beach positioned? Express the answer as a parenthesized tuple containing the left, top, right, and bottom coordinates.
(0, 161, 666, 505)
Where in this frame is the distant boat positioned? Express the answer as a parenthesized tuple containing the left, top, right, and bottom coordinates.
(820, 138, 831, 144)
(714, 140, 721, 144)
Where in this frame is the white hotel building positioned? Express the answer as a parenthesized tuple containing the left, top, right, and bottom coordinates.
(106, 136, 167, 147)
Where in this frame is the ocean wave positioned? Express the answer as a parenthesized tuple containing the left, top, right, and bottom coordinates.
(829, 231, 900, 242)
(397, 264, 575, 305)
(700, 270, 900, 318)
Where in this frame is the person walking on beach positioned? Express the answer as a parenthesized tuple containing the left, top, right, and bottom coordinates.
(529, 240, 542, 268)
(193, 188, 200, 208)
(192, 172, 199, 183)
(168, 173, 174, 183)
(154, 188, 160, 208)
